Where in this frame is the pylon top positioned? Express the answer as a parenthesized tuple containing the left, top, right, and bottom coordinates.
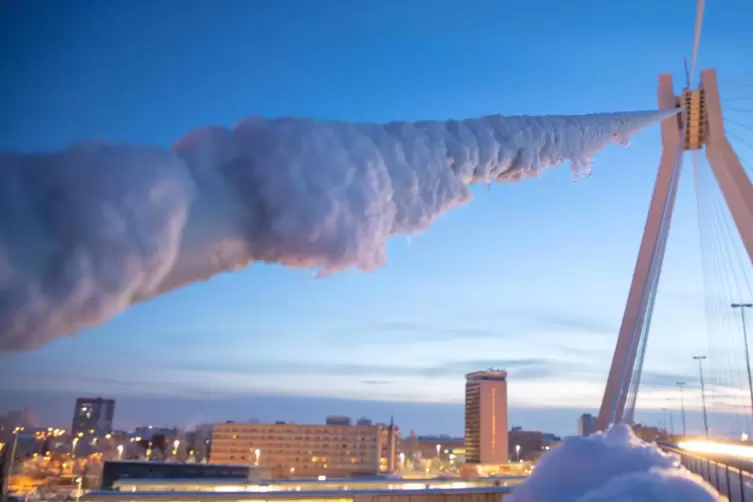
(680, 89, 705, 151)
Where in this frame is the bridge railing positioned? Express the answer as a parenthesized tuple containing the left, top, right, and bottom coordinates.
(663, 446, 753, 502)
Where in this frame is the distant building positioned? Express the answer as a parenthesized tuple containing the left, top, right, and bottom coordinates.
(578, 413, 597, 437)
(465, 370, 508, 464)
(325, 416, 351, 426)
(508, 428, 543, 461)
(71, 398, 115, 436)
(632, 424, 665, 443)
(541, 432, 561, 447)
(192, 424, 213, 462)
(210, 420, 399, 477)
(133, 425, 179, 440)
(100, 461, 250, 490)
(356, 418, 373, 426)
(413, 436, 465, 462)
(0, 410, 35, 442)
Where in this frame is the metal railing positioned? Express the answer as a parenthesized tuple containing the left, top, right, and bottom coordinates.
(665, 447, 753, 501)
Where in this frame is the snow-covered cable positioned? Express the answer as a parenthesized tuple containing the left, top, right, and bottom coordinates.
(0, 109, 677, 350)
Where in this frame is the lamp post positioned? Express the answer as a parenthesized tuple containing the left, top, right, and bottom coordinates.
(1, 429, 21, 502)
(515, 444, 521, 462)
(435, 444, 441, 458)
(732, 303, 753, 424)
(676, 381, 687, 436)
(75, 476, 83, 502)
(662, 407, 668, 433)
(254, 448, 261, 466)
(666, 398, 675, 435)
(693, 356, 710, 437)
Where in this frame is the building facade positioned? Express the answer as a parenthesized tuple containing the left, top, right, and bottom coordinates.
(464, 370, 508, 464)
(411, 436, 465, 462)
(71, 398, 115, 436)
(508, 427, 543, 461)
(578, 413, 597, 437)
(210, 421, 399, 478)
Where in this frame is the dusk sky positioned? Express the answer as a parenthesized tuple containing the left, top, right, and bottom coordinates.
(1, 0, 753, 437)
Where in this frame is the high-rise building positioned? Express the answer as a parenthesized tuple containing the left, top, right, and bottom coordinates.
(71, 397, 115, 436)
(210, 420, 399, 477)
(578, 413, 597, 437)
(464, 370, 508, 464)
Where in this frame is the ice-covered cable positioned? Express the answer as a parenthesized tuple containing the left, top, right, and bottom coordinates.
(0, 109, 676, 350)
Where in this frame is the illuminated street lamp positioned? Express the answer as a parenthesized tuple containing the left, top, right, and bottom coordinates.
(116, 445, 124, 460)
(515, 444, 521, 462)
(255, 448, 261, 466)
(173, 439, 180, 459)
(72, 437, 79, 456)
(398, 452, 405, 470)
(435, 444, 441, 458)
(75, 477, 83, 502)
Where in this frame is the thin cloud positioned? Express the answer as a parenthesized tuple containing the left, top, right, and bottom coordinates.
(531, 312, 617, 335)
(640, 371, 698, 390)
(324, 320, 503, 343)
(177, 357, 579, 381)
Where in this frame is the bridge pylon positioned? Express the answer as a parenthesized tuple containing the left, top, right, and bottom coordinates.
(597, 70, 753, 433)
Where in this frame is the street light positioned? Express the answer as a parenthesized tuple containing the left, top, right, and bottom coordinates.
(732, 303, 753, 423)
(435, 444, 441, 458)
(1, 429, 21, 502)
(666, 398, 675, 435)
(116, 444, 124, 460)
(72, 437, 79, 457)
(676, 382, 687, 436)
(693, 356, 710, 437)
(515, 444, 521, 462)
(254, 448, 261, 466)
(75, 477, 83, 502)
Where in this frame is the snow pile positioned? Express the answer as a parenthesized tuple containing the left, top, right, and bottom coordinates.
(507, 424, 721, 502)
(0, 110, 676, 351)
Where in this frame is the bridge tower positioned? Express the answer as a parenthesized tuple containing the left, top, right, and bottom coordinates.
(597, 70, 753, 432)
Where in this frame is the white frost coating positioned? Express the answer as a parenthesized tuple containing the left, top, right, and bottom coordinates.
(0, 110, 676, 350)
(508, 425, 720, 502)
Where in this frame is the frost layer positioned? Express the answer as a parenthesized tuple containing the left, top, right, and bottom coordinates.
(508, 424, 720, 502)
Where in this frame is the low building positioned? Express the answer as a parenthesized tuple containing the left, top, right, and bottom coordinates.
(508, 428, 543, 462)
(82, 485, 514, 502)
(210, 420, 399, 478)
(100, 461, 252, 490)
(412, 436, 465, 461)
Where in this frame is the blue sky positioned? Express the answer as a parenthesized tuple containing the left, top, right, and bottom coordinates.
(1, 0, 753, 437)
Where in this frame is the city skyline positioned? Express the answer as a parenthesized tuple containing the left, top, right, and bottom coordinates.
(2, 0, 753, 437)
